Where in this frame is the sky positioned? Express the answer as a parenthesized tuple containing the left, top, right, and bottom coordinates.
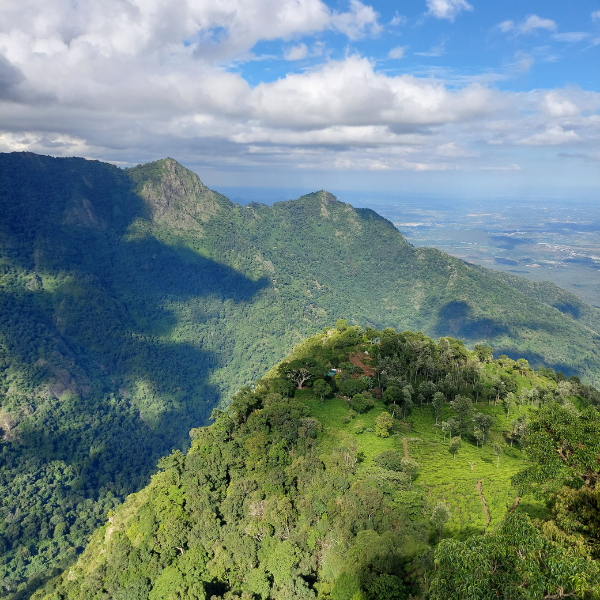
(1, 0, 599, 199)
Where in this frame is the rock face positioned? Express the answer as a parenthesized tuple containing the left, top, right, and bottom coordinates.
(130, 158, 222, 235)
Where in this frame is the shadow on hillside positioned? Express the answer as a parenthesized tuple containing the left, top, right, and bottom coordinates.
(0, 154, 273, 597)
(0, 153, 270, 511)
(493, 348, 575, 379)
(435, 300, 508, 340)
(552, 301, 580, 320)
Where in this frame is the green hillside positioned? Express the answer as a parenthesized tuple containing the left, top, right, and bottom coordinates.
(34, 324, 600, 600)
(1, 151, 600, 596)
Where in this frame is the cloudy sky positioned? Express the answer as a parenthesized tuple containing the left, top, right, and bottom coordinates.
(1, 0, 599, 199)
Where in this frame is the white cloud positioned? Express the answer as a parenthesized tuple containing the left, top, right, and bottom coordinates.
(390, 12, 407, 26)
(552, 32, 589, 43)
(592, 10, 600, 20)
(510, 51, 534, 73)
(540, 91, 580, 117)
(435, 142, 477, 157)
(389, 46, 406, 59)
(330, 0, 382, 40)
(0, 0, 383, 67)
(426, 0, 473, 21)
(518, 15, 557, 34)
(1, 0, 599, 176)
(499, 15, 557, 35)
(249, 56, 500, 129)
(517, 125, 580, 146)
(284, 43, 308, 61)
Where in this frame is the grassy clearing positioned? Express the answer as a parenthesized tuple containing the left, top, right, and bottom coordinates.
(303, 390, 546, 543)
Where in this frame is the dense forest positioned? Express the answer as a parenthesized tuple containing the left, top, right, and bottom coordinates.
(1, 152, 600, 596)
(34, 323, 600, 599)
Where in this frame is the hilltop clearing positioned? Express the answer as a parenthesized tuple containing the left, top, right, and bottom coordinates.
(35, 324, 600, 600)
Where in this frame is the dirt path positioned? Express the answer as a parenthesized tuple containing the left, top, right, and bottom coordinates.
(403, 437, 409, 459)
(509, 497, 521, 512)
(349, 352, 376, 377)
(476, 478, 491, 533)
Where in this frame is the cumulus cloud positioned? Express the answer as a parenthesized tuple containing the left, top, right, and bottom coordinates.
(592, 10, 600, 20)
(330, 0, 382, 40)
(0, 0, 382, 66)
(0, 0, 599, 175)
(540, 91, 580, 117)
(249, 57, 500, 129)
(517, 125, 580, 146)
(389, 46, 406, 59)
(519, 15, 557, 34)
(426, 0, 473, 21)
(284, 43, 308, 61)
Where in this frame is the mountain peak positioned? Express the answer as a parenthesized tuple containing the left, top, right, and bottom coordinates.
(127, 158, 223, 232)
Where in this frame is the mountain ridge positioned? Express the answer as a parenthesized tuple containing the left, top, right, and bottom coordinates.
(1, 151, 600, 597)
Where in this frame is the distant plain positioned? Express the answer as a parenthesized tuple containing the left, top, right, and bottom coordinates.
(367, 197, 600, 309)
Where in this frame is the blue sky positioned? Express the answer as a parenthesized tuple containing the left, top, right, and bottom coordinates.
(0, 0, 599, 200)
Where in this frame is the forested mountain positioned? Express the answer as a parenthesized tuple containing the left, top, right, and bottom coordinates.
(1, 151, 600, 596)
(33, 324, 600, 600)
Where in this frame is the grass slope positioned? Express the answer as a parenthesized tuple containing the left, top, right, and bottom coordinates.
(35, 325, 590, 600)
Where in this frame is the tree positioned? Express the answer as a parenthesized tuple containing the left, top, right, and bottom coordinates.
(502, 392, 514, 417)
(474, 344, 493, 363)
(513, 404, 600, 492)
(450, 395, 473, 438)
(432, 392, 444, 426)
(383, 385, 402, 408)
(401, 458, 420, 481)
(430, 512, 600, 600)
(375, 412, 394, 438)
(420, 380, 437, 403)
(473, 428, 484, 449)
(557, 380, 573, 402)
(516, 358, 530, 376)
(492, 443, 503, 469)
(284, 360, 312, 389)
(441, 418, 458, 441)
(312, 379, 331, 402)
(472, 413, 493, 445)
(400, 385, 414, 419)
(350, 393, 373, 414)
(431, 502, 451, 542)
(335, 319, 348, 332)
(449, 437, 461, 460)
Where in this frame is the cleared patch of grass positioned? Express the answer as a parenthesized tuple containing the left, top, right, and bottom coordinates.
(304, 391, 546, 542)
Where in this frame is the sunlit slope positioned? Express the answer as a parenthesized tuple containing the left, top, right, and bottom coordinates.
(35, 325, 594, 600)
